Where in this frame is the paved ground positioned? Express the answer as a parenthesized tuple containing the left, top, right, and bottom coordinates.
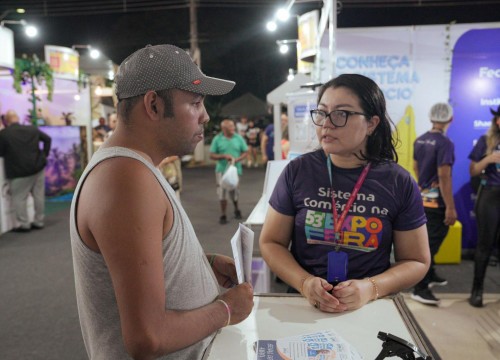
(0, 163, 498, 359)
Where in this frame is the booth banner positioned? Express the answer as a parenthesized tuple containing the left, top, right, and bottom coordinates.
(297, 10, 318, 74)
(448, 28, 500, 248)
(0, 158, 16, 233)
(287, 91, 319, 157)
(44, 45, 79, 81)
(40, 126, 83, 198)
(0, 26, 15, 70)
(311, 22, 500, 248)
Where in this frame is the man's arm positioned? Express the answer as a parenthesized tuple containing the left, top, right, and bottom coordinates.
(209, 152, 232, 161)
(77, 158, 252, 359)
(39, 131, 51, 157)
(438, 164, 457, 226)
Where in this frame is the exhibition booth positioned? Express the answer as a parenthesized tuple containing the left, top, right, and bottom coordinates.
(262, 15, 500, 255)
(0, 27, 110, 233)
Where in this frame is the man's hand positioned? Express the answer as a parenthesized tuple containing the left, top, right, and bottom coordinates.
(211, 255, 237, 288)
(444, 207, 457, 226)
(219, 282, 254, 325)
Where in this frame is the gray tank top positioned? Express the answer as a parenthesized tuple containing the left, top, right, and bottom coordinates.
(70, 147, 220, 359)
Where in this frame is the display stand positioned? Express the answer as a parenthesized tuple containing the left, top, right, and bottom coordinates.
(204, 294, 436, 360)
(244, 160, 289, 232)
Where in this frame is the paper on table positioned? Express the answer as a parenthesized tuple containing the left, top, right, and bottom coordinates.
(253, 329, 363, 360)
(230, 223, 254, 284)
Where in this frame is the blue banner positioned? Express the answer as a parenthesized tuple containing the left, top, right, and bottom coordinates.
(449, 28, 500, 248)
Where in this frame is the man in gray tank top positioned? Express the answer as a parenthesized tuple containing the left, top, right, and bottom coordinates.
(70, 44, 253, 360)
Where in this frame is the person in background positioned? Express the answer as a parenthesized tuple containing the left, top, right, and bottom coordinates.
(261, 111, 288, 163)
(245, 119, 261, 167)
(209, 119, 248, 224)
(468, 105, 500, 307)
(281, 125, 290, 159)
(93, 116, 111, 142)
(70, 44, 253, 360)
(158, 156, 182, 200)
(0, 110, 51, 232)
(259, 74, 430, 312)
(411, 102, 456, 306)
(236, 115, 248, 138)
(107, 111, 118, 138)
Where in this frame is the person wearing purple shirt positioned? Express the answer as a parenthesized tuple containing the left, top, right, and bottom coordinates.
(468, 105, 500, 308)
(411, 103, 457, 306)
(259, 74, 430, 313)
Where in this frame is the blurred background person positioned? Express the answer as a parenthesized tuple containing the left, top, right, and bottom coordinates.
(93, 116, 110, 142)
(158, 156, 182, 200)
(411, 102, 456, 306)
(210, 119, 248, 224)
(261, 110, 288, 164)
(245, 119, 261, 167)
(281, 126, 290, 159)
(468, 105, 500, 307)
(236, 115, 248, 138)
(0, 110, 51, 232)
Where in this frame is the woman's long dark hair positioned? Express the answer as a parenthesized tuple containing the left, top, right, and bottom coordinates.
(317, 74, 399, 164)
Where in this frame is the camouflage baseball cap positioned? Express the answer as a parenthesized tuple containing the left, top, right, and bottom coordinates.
(115, 44, 235, 100)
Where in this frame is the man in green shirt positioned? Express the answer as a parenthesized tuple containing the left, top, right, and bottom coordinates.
(210, 119, 248, 224)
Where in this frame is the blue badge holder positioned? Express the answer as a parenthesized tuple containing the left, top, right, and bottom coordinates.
(327, 251, 348, 284)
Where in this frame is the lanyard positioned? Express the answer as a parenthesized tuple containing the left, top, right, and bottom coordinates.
(327, 156, 371, 239)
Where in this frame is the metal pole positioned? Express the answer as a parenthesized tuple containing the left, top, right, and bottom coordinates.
(189, 0, 205, 162)
(189, 0, 200, 67)
(329, 0, 337, 78)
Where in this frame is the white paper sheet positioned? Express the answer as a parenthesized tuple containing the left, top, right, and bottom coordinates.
(230, 223, 254, 284)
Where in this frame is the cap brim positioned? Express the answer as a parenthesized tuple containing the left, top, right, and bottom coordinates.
(179, 75, 235, 96)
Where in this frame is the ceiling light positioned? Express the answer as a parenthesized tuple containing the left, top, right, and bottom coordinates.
(279, 44, 289, 54)
(266, 21, 277, 32)
(276, 8, 290, 22)
(89, 49, 100, 59)
(25, 25, 37, 37)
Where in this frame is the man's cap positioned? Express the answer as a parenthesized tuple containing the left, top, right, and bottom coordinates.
(115, 44, 235, 100)
(429, 102, 453, 123)
(490, 105, 500, 117)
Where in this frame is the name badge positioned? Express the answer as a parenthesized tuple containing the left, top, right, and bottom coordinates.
(327, 251, 348, 285)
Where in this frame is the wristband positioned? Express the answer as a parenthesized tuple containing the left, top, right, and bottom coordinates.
(209, 254, 217, 267)
(216, 299, 231, 327)
(366, 277, 379, 300)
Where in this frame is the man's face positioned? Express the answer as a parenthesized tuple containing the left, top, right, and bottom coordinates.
(222, 121, 235, 137)
(159, 89, 209, 156)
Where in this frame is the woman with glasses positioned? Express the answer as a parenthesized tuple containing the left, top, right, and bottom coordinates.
(259, 74, 430, 312)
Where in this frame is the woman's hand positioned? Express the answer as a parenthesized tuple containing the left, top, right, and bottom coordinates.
(210, 254, 237, 288)
(302, 276, 347, 313)
(331, 279, 375, 310)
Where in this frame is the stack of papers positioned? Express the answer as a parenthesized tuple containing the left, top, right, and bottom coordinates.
(254, 329, 363, 360)
(230, 223, 254, 284)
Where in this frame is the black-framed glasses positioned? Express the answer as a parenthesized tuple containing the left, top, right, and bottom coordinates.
(310, 109, 369, 127)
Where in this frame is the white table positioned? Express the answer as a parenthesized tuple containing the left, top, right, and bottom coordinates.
(204, 294, 434, 360)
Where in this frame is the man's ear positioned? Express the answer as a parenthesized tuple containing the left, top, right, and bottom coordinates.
(143, 91, 160, 118)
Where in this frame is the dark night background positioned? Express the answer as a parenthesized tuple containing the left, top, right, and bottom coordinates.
(2, 0, 500, 104)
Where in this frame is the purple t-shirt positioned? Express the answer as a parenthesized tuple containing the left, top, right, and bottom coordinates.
(269, 149, 426, 280)
(413, 131, 455, 208)
(468, 135, 500, 186)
